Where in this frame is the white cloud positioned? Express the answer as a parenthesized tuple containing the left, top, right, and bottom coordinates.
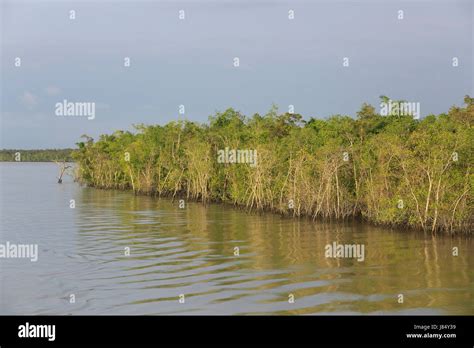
(45, 86, 61, 96)
(19, 91, 39, 109)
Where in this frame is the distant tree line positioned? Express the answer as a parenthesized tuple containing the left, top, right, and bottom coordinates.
(73, 96, 473, 234)
(0, 149, 74, 162)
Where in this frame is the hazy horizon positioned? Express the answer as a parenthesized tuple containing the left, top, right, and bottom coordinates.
(1, 0, 472, 149)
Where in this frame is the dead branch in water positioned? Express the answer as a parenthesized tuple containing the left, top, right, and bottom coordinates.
(54, 160, 72, 184)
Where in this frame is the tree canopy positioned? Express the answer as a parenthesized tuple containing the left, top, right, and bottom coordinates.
(73, 97, 473, 234)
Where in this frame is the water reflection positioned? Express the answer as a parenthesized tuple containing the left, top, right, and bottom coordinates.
(72, 187, 472, 315)
(1, 163, 472, 315)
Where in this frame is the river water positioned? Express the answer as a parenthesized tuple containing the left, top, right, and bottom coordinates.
(0, 163, 472, 315)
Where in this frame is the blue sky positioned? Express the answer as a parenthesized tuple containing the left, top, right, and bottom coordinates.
(1, 0, 472, 148)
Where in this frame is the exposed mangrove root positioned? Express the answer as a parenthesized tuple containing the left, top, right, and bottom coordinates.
(72, 97, 474, 234)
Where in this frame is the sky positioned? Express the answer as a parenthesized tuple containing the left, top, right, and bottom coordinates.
(1, 0, 472, 149)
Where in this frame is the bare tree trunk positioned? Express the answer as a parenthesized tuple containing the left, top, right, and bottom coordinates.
(55, 160, 71, 184)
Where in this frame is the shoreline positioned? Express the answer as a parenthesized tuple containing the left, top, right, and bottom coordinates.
(78, 182, 473, 237)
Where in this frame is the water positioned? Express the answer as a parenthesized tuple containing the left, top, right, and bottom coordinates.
(0, 163, 472, 315)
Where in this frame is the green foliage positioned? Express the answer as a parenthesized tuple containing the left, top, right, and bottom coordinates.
(0, 149, 74, 162)
(72, 97, 474, 234)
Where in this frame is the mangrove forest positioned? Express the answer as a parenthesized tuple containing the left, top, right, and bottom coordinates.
(73, 96, 473, 234)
